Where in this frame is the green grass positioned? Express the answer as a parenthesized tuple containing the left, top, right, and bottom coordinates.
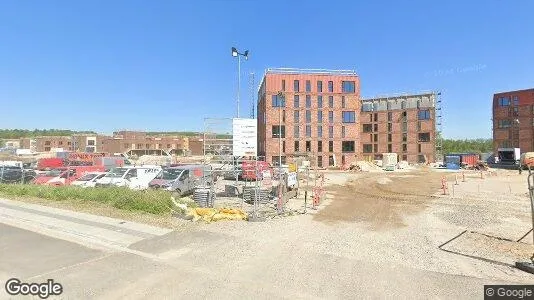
(0, 184, 174, 215)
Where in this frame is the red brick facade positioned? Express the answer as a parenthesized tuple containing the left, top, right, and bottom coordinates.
(493, 88, 534, 152)
(257, 69, 361, 167)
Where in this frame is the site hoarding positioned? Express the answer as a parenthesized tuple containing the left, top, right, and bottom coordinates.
(232, 118, 257, 157)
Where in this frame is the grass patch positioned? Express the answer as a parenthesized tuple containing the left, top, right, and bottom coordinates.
(0, 184, 173, 215)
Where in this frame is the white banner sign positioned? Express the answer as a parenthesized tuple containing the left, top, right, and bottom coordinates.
(233, 118, 257, 157)
(287, 172, 297, 187)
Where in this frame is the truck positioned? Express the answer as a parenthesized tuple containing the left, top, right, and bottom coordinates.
(95, 165, 162, 190)
(70, 171, 108, 188)
(149, 164, 214, 196)
(37, 158, 65, 170)
(497, 148, 521, 165)
(0, 165, 36, 184)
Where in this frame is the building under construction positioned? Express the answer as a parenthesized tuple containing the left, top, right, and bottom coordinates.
(257, 68, 440, 166)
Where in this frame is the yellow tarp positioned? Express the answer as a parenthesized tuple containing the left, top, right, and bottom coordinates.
(189, 207, 248, 223)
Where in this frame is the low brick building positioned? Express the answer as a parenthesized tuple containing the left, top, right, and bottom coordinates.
(493, 88, 534, 152)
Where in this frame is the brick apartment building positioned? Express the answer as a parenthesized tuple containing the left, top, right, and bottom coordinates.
(257, 68, 361, 167)
(360, 93, 437, 163)
(493, 88, 534, 152)
(257, 68, 438, 166)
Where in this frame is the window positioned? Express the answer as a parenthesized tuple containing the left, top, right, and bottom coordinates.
(306, 110, 311, 123)
(388, 134, 392, 142)
(294, 125, 299, 138)
(318, 111, 323, 122)
(417, 121, 421, 131)
(387, 123, 392, 132)
(306, 95, 311, 108)
(272, 156, 287, 166)
(137, 144, 142, 149)
(373, 134, 378, 142)
(374, 124, 378, 131)
(341, 126, 345, 138)
(363, 124, 372, 132)
(416, 100, 421, 109)
(369, 114, 373, 122)
(166, 144, 171, 148)
(341, 81, 356, 93)
(387, 102, 392, 110)
(418, 144, 422, 153)
(306, 80, 311, 92)
(373, 103, 379, 111)
(145, 144, 150, 149)
(294, 111, 299, 123)
(44, 147, 51, 152)
(342, 141, 355, 152)
(498, 120, 512, 128)
(342, 155, 346, 165)
(294, 141, 299, 152)
(498, 96, 510, 106)
(328, 81, 334, 92)
(282, 110, 286, 123)
(282, 141, 286, 153)
(373, 113, 378, 122)
(513, 106, 519, 116)
(328, 126, 334, 138)
(402, 155, 407, 161)
(342, 96, 346, 108)
(362, 104, 373, 112)
(318, 126, 323, 138)
(401, 101, 406, 109)
(317, 81, 323, 92)
(329, 155, 335, 167)
(402, 144, 407, 152)
(418, 133, 430, 142)
(318, 96, 323, 108)
(318, 141, 323, 152)
(317, 156, 323, 167)
(45, 141, 51, 146)
(363, 144, 373, 153)
(418, 110, 431, 120)
(281, 80, 286, 91)
(329, 111, 334, 123)
(388, 112, 392, 121)
(342, 111, 356, 123)
(58, 141, 63, 145)
(402, 133, 407, 142)
(306, 141, 311, 152)
(328, 96, 334, 108)
(294, 95, 299, 108)
(329, 141, 334, 152)
(272, 95, 285, 107)
(294, 80, 300, 92)
(306, 125, 311, 137)
(388, 144, 392, 153)
(402, 122, 407, 132)
(272, 125, 285, 138)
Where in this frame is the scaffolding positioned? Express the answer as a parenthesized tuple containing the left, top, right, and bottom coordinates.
(435, 92, 443, 162)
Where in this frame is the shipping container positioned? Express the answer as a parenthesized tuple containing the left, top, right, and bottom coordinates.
(445, 153, 479, 167)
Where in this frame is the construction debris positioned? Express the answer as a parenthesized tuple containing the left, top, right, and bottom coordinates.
(188, 207, 248, 223)
(349, 161, 382, 172)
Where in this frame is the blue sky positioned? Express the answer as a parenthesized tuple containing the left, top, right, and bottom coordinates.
(1, 0, 533, 138)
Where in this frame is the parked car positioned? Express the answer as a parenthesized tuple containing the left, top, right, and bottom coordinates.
(46, 166, 106, 186)
(70, 172, 108, 188)
(149, 165, 214, 197)
(95, 165, 162, 190)
(0, 165, 36, 184)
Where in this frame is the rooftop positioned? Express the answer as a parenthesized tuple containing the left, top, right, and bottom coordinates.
(265, 68, 357, 76)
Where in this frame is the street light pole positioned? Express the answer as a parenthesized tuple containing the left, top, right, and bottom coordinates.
(277, 91, 284, 214)
(231, 47, 249, 119)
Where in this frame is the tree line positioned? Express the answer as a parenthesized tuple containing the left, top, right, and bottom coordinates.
(442, 138, 493, 154)
(0, 129, 96, 139)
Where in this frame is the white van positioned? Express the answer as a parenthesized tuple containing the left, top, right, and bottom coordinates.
(95, 166, 162, 190)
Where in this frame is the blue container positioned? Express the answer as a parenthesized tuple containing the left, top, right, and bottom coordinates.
(446, 163, 460, 170)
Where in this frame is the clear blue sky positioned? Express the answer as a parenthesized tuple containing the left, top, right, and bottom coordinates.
(1, 0, 533, 138)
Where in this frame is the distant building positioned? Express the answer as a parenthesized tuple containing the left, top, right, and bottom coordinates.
(493, 88, 534, 152)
